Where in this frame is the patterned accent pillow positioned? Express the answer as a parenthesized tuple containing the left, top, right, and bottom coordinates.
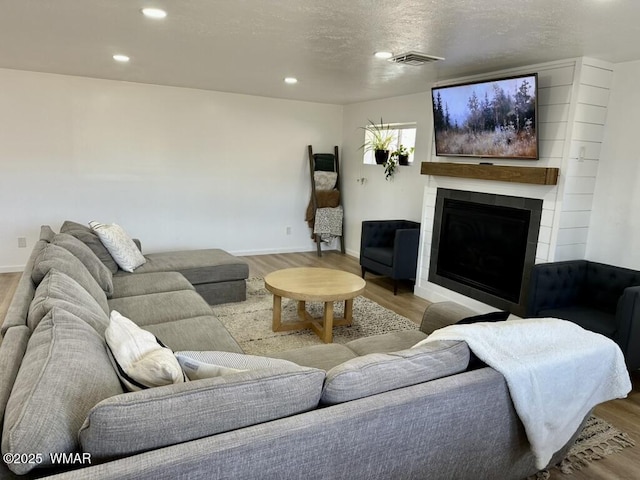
(175, 351, 298, 380)
(89, 222, 146, 272)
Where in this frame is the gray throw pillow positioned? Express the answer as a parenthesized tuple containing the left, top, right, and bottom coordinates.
(52, 233, 114, 297)
(60, 220, 119, 273)
(1, 308, 124, 475)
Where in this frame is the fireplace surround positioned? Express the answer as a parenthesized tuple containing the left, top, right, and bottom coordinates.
(429, 188, 543, 315)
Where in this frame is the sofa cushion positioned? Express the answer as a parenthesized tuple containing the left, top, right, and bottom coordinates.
(143, 315, 243, 353)
(31, 244, 109, 315)
(267, 344, 359, 371)
(111, 271, 195, 298)
(107, 290, 214, 327)
(345, 330, 427, 356)
(79, 365, 325, 461)
(89, 222, 146, 272)
(28, 269, 110, 333)
(321, 340, 470, 405)
(132, 249, 249, 285)
(60, 220, 119, 273)
(1, 308, 124, 475)
(39, 225, 56, 242)
(175, 351, 299, 379)
(105, 311, 185, 391)
(51, 232, 114, 297)
(363, 247, 394, 267)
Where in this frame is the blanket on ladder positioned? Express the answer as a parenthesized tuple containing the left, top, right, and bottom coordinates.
(314, 205, 343, 242)
(413, 318, 632, 469)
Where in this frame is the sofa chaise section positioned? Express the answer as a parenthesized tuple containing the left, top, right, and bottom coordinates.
(60, 220, 249, 305)
(119, 248, 249, 305)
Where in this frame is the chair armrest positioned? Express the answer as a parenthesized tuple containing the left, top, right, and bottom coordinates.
(392, 228, 420, 279)
(615, 285, 640, 370)
(525, 260, 587, 316)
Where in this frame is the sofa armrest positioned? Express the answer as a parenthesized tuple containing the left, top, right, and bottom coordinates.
(392, 228, 420, 279)
(420, 302, 477, 334)
(615, 285, 640, 370)
(525, 260, 587, 316)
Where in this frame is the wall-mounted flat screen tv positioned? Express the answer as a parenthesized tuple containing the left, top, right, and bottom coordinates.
(432, 73, 539, 160)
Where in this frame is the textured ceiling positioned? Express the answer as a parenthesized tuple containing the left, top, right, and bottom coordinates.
(1, 0, 639, 104)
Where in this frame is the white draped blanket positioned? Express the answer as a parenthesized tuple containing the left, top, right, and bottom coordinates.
(413, 318, 632, 469)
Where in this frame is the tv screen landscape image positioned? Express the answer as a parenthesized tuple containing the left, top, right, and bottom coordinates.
(432, 73, 538, 160)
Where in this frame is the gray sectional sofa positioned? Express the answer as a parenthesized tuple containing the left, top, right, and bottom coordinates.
(0, 224, 585, 479)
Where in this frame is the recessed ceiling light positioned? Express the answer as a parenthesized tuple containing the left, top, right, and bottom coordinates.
(284, 77, 298, 84)
(113, 54, 130, 63)
(141, 7, 167, 19)
(374, 51, 393, 59)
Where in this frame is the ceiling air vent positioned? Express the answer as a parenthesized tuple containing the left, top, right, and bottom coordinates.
(390, 51, 444, 66)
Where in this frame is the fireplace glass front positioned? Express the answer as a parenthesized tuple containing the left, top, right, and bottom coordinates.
(429, 189, 542, 314)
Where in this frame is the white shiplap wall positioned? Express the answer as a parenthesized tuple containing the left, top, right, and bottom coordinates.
(554, 58, 614, 261)
(415, 57, 613, 311)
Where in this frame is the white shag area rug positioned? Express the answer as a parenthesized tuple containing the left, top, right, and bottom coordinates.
(211, 277, 419, 355)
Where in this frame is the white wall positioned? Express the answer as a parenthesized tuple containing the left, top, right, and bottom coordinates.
(587, 59, 640, 269)
(340, 93, 430, 256)
(0, 68, 343, 271)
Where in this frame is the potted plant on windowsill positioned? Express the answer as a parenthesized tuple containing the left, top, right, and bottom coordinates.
(359, 118, 395, 165)
(392, 144, 415, 166)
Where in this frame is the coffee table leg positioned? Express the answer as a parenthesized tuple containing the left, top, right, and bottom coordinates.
(297, 300, 306, 321)
(322, 301, 334, 343)
(272, 294, 282, 332)
(344, 299, 353, 324)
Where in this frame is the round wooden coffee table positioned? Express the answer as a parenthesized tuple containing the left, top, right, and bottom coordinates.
(264, 267, 366, 343)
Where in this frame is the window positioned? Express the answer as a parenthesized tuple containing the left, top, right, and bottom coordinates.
(362, 122, 417, 165)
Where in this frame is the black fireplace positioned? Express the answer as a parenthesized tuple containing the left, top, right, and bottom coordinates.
(429, 189, 542, 315)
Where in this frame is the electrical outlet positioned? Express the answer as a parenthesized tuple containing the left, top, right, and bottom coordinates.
(285, 226, 292, 235)
(17, 237, 27, 248)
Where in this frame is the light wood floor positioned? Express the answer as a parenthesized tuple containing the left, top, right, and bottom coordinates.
(1, 251, 638, 479)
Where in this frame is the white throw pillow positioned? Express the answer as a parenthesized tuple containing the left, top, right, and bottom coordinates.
(89, 221, 146, 272)
(105, 310, 185, 391)
(175, 350, 298, 380)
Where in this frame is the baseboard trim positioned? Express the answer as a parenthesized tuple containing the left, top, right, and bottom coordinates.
(0, 266, 25, 274)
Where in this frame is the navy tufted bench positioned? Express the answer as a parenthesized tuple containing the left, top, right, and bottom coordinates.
(526, 259, 640, 370)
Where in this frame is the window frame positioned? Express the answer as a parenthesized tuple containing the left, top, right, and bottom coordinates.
(362, 122, 417, 165)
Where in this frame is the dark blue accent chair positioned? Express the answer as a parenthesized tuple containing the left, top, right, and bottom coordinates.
(360, 220, 420, 295)
(526, 260, 640, 370)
